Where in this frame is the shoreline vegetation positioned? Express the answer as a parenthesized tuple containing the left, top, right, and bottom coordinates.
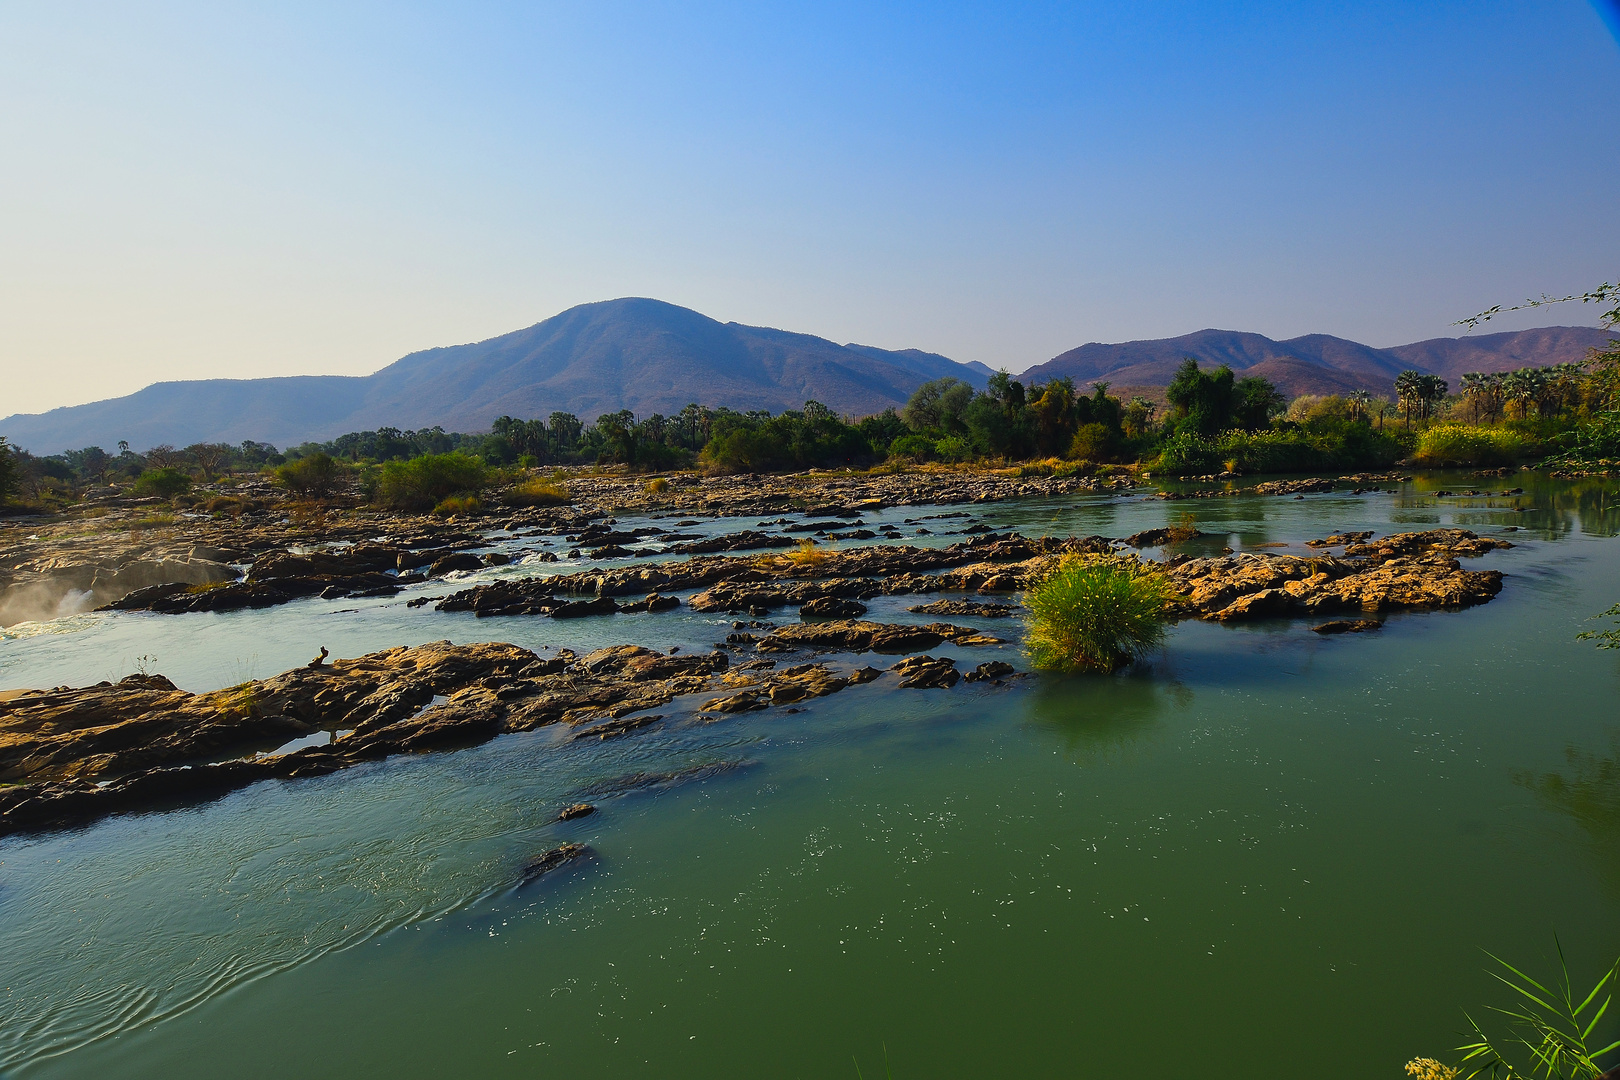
(2, 337, 1617, 518)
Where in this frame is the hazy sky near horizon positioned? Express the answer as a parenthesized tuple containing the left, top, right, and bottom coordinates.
(3, 1, 1618, 416)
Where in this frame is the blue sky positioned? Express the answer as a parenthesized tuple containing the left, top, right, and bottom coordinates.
(2, 1, 1617, 413)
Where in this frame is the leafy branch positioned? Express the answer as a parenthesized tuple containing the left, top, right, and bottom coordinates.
(1577, 604, 1620, 650)
(1458, 284, 1620, 332)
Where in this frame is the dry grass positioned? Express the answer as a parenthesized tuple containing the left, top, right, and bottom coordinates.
(504, 478, 571, 507)
(1165, 512, 1199, 544)
(785, 538, 829, 567)
(644, 477, 670, 494)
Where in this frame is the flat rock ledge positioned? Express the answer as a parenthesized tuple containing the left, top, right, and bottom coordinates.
(0, 628, 1018, 837)
(1164, 528, 1508, 621)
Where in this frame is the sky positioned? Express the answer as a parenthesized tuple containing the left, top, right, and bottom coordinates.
(2, 1, 1618, 416)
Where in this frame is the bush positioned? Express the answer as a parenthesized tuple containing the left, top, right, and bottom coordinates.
(933, 436, 973, 463)
(1069, 422, 1115, 462)
(375, 452, 488, 511)
(1412, 425, 1529, 467)
(132, 467, 191, 499)
(274, 452, 342, 496)
(887, 434, 937, 462)
(503, 477, 571, 507)
(1023, 556, 1174, 672)
(644, 477, 670, 494)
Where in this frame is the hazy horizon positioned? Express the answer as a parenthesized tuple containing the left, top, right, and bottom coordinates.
(4, 1, 1618, 415)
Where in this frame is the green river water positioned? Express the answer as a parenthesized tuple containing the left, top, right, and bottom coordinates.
(1, 474, 1617, 1078)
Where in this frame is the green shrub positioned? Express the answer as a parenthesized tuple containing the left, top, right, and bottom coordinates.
(1153, 432, 1223, 475)
(1412, 424, 1529, 467)
(132, 467, 191, 499)
(503, 477, 571, 506)
(933, 436, 973, 463)
(274, 452, 343, 496)
(1023, 555, 1175, 672)
(887, 434, 937, 462)
(1068, 422, 1115, 461)
(1152, 424, 1405, 475)
(376, 452, 489, 511)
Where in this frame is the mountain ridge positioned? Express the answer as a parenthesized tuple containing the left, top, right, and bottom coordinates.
(3, 300, 1611, 455)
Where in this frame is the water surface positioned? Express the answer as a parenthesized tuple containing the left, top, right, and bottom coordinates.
(2, 474, 1617, 1077)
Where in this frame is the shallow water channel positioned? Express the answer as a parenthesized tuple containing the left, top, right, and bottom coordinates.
(2, 474, 1618, 1078)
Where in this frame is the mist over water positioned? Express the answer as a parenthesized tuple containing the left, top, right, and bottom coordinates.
(2, 476, 1617, 1078)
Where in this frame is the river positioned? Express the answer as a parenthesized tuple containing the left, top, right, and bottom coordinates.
(1, 474, 1617, 1077)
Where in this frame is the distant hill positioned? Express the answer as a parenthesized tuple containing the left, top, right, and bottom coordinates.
(1020, 326, 1615, 399)
(1, 298, 993, 454)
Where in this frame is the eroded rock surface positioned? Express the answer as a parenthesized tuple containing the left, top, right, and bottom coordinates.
(1164, 528, 1508, 622)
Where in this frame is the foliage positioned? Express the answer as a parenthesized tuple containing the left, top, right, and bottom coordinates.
(1576, 604, 1620, 650)
(1459, 282, 1620, 332)
(274, 451, 344, 496)
(700, 401, 874, 472)
(375, 452, 489, 511)
(1023, 555, 1174, 672)
(1545, 411, 1620, 472)
(887, 434, 937, 462)
(0, 437, 17, 505)
(1397, 371, 1451, 425)
(644, 477, 669, 494)
(1450, 943, 1620, 1079)
(1413, 425, 1531, 467)
(503, 477, 571, 507)
(132, 467, 192, 499)
(1159, 360, 1283, 438)
(1153, 423, 1406, 475)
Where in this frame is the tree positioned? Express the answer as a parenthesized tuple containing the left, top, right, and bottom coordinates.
(145, 444, 180, 469)
(902, 377, 976, 434)
(1166, 359, 1237, 436)
(186, 442, 231, 481)
(1232, 376, 1286, 430)
(1348, 390, 1372, 422)
(1394, 371, 1447, 425)
(0, 437, 17, 505)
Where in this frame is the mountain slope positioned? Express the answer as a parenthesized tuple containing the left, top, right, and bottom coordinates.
(1020, 326, 1614, 398)
(1, 298, 989, 454)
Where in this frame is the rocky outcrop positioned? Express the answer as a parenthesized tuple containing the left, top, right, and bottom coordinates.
(438, 533, 1116, 617)
(0, 640, 741, 837)
(907, 599, 1018, 618)
(753, 620, 1002, 654)
(890, 655, 960, 688)
(1163, 528, 1508, 622)
(1252, 479, 1335, 495)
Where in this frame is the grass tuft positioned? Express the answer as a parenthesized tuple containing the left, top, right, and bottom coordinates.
(1023, 555, 1174, 672)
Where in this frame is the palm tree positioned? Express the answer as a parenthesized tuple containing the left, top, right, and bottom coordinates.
(1395, 371, 1421, 428)
(1349, 390, 1371, 422)
(1415, 374, 1449, 422)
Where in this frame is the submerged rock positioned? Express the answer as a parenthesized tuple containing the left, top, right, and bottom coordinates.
(520, 843, 590, 883)
(1311, 619, 1383, 634)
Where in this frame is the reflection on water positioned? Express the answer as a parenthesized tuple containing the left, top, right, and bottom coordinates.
(1518, 734, 1620, 889)
(1022, 665, 1187, 765)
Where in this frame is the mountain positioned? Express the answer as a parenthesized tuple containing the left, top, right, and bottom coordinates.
(2, 298, 992, 454)
(1019, 326, 1615, 399)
